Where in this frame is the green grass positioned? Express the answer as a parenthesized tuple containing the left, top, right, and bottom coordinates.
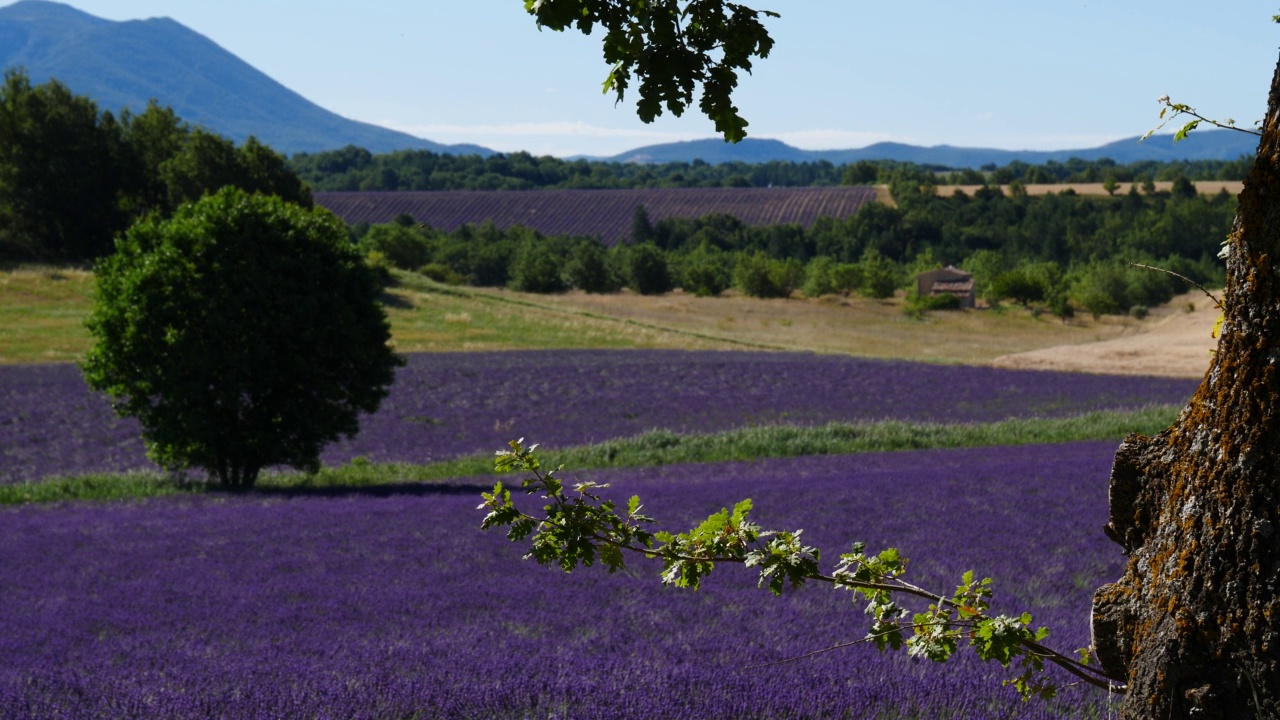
(0, 266, 748, 365)
(381, 271, 749, 353)
(0, 266, 96, 364)
(1, 405, 1180, 505)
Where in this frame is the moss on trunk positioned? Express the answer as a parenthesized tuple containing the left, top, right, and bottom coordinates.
(1092, 56, 1280, 718)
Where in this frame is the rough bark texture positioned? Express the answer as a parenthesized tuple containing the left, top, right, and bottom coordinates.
(1091, 56, 1280, 718)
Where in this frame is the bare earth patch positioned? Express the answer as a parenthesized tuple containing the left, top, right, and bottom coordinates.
(990, 290, 1219, 378)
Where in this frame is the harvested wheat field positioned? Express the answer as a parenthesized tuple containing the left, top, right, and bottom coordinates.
(991, 290, 1219, 378)
(936, 181, 1242, 198)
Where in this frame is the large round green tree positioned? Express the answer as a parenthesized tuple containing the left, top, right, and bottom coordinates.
(83, 187, 403, 488)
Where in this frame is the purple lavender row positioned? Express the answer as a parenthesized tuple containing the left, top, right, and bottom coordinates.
(314, 186, 879, 247)
(0, 441, 1123, 718)
(0, 350, 1197, 483)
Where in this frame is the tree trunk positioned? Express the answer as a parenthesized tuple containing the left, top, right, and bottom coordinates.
(1092, 56, 1280, 718)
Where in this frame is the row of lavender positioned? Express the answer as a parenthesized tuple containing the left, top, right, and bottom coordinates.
(1, 350, 1197, 483)
(314, 186, 879, 247)
(1, 441, 1124, 719)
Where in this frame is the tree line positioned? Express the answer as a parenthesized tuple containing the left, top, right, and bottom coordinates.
(0, 68, 310, 262)
(289, 144, 1251, 192)
(355, 179, 1232, 319)
(0, 66, 1233, 323)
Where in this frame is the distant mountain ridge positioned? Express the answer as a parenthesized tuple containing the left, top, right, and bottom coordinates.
(0, 0, 494, 155)
(0, 1, 1260, 166)
(600, 131, 1258, 168)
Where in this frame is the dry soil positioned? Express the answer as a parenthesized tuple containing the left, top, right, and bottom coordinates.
(990, 290, 1219, 379)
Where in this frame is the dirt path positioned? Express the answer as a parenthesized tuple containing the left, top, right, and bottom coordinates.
(990, 291, 1219, 378)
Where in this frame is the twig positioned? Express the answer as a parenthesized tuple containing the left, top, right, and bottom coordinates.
(1145, 98, 1262, 140)
(1128, 262, 1222, 309)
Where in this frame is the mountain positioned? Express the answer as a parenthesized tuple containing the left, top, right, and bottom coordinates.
(0, 1, 1256, 166)
(602, 130, 1258, 168)
(0, 0, 493, 156)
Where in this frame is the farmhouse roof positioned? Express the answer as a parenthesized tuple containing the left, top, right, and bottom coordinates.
(933, 279, 975, 293)
(313, 187, 879, 246)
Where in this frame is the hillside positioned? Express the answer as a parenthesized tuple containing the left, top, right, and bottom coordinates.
(0, 0, 493, 155)
(601, 130, 1259, 168)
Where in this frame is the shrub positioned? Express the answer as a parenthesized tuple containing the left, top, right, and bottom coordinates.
(363, 250, 395, 286)
(1049, 295, 1075, 322)
(625, 242, 673, 295)
(918, 293, 962, 311)
(418, 262, 466, 285)
(83, 187, 403, 488)
(801, 257, 838, 297)
(1130, 305, 1149, 320)
(733, 251, 800, 298)
(961, 250, 1007, 304)
(567, 242, 622, 293)
(357, 223, 432, 270)
(677, 243, 732, 297)
(830, 263, 865, 296)
(772, 257, 805, 297)
(902, 291, 961, 319)
(1124, 264, 1175, 308)
(509, 240, 569, 293)
(858, 249, 898, 299)
(1070, 262, 1129, 318)
(731, 252, 772, 297)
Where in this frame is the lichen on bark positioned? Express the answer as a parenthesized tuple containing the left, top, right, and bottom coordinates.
(1092, 55, 1280, 719)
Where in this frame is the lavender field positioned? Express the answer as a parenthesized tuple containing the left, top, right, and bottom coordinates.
(1, 441, 1124, 719)
(314, 187, 879, 246)
(1, 350, 1197, 483)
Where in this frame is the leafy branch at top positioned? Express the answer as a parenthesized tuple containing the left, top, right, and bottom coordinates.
(524, 0, 779, 142)
(1143, 94, 1263, 144)
(478, 438, 1126, 700)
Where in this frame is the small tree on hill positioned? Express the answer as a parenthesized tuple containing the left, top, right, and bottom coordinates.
(631, 203, 655, 244)
(509, 239, 570, 293)
(567, 240, 623, 293)
(83, 187, 402, 488)
(625, 242, 673, 295)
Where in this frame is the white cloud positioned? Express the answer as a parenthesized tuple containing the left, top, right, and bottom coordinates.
(376, 120, 711, 157)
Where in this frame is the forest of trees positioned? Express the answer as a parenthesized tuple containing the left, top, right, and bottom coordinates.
(0, 69, 310, 262)
(354, 178, 1232, 319)
(289, 144, 1252, 192)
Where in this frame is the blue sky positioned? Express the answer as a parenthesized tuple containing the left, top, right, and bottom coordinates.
(56, 1, 1280, 157)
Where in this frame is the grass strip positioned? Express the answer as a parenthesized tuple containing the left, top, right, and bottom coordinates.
(392, 271, 786, 351)
(1, 404, 1180, 505)
(548, 404, 1179, 470)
